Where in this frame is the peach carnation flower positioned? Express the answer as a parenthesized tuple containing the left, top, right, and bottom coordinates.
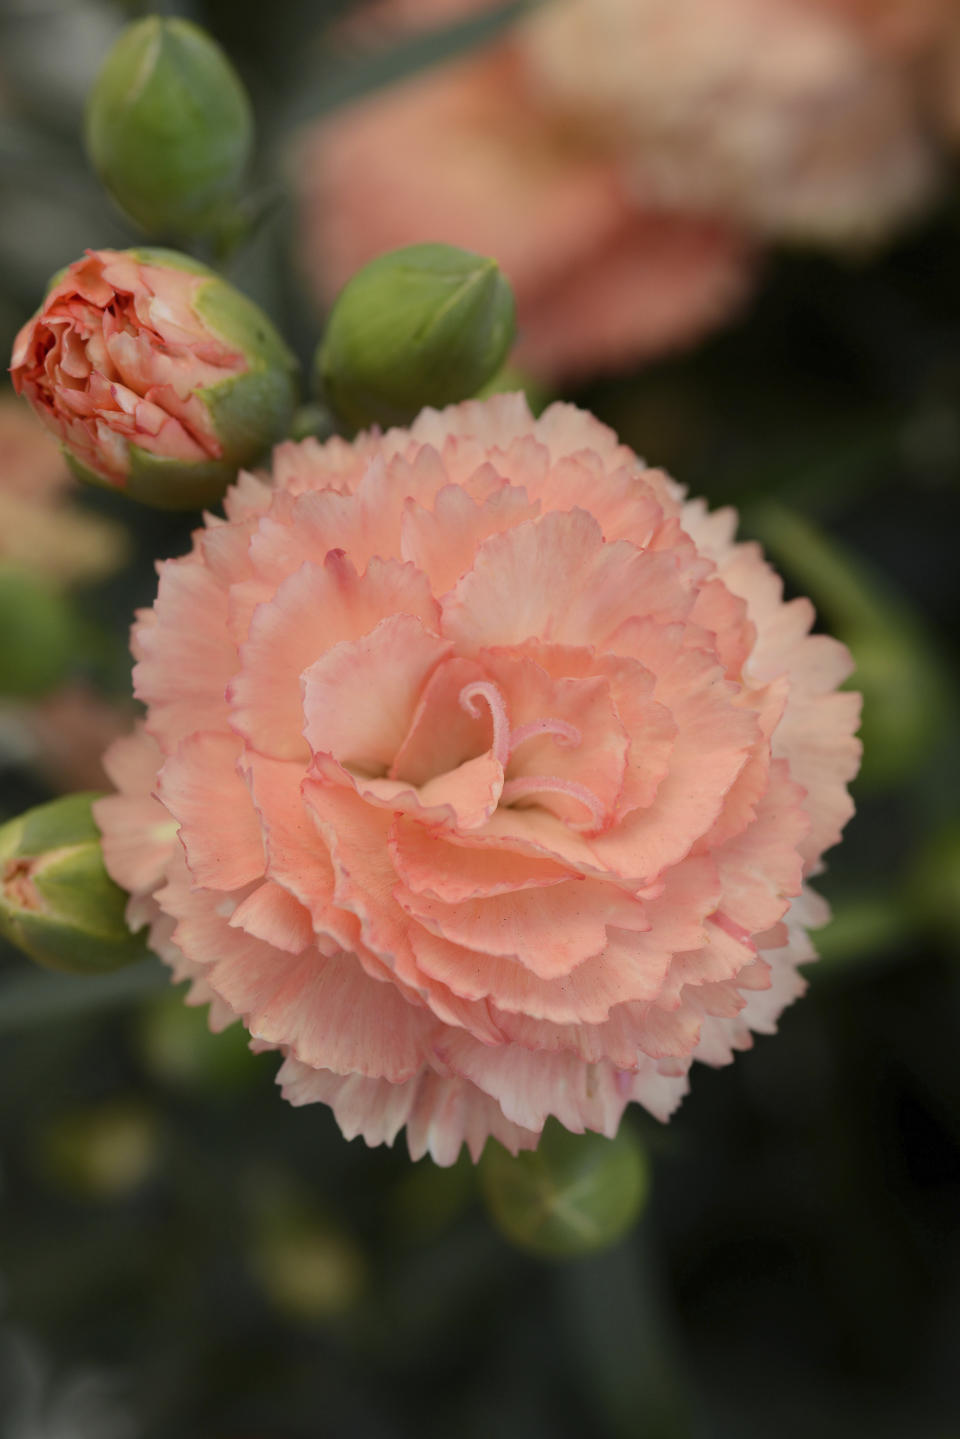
(10, 249, 246, 490)
(522, 0, 936, 245)
(298, 47, 754, 383)
(95, 395, 861, 1165)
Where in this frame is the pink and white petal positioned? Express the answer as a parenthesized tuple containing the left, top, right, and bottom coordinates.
(526, 453, 663, 547)
(400, 482, 539, 595)
(589, 656, 759, 882)
(133, 555, 236, 746)
(442, 510, 696, 654)
(156, 732, 265, 891)
(712, 760, 809, 935)
(161, 873, 437, 1079)
(277, 1061, 419, 1148)
(532, 400, 639, 471)
(405, 1071, 541, 1164)
(95, 726, 177, 896)
(621, 1059, 691, 1123)
(240, 752, 336, 913)
(211, 946, 438, 1081)
(437, 1031, 630, 1137)
(301, 614, 451, 772)
(228, 880, 314, 954)
(482, 651, 629, 821)
(389, 654, 490, 786)
(389, 819, 573, 901)
(229, 551, 440, 760)
(410, 392, 536, 452)
(395, 875, 648, 980)
(222, 469, 273, 523)
(773, 689, 862, 867)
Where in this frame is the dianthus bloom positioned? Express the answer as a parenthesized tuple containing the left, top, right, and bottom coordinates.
(95, 396, 861, 1164)
(522, 0, 936, 244)
(10, 248, 296, 508)
(11, 250, 245, 488)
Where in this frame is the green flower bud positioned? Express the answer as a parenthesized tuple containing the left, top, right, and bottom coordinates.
(84, 16, 253, 236)
(0, 793, 149, 975)
(318, 243, 516, 431)
(480, 1120, 650, 1259)
(12, 247, 299, 510)
(0, 563, 76, 698)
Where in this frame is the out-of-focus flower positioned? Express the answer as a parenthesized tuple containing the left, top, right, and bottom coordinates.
(302, 0, 953, 374)
(0, 396, 126, 584)
(10, 249, 298, 510)
(18, 683, 138, 792)
(299, 47, 755, 383)
(95, 394, 861, 1164)
(318, 243, 516, 430)
(85, 16, 253, 237)
(521, 0, 937, 244)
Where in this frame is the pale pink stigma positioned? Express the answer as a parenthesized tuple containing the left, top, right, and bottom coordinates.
(508, 717, 582, 755)
(499, 774, 608, 832)
(459, 680, 511, 766)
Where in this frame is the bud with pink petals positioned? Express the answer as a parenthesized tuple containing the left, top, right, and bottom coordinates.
(10, 248, 298, 510)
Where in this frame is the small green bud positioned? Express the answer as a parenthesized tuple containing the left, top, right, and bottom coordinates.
(318, 243, 516, 431)
(0, 793, 149, 975)
(85, 16, 253, 237)
(0, 563, 76, 698)
(480, 1120, 650, 1259)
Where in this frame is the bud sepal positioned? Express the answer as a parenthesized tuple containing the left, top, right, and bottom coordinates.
(318, 243, 516, 432)
(0, 793, 149, 974)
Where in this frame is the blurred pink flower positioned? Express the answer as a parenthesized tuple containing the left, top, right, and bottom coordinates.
(10, 250, 245, 489)
(298, 47, 755, 383)
(522, 0, 937, 244)
(95, 394, 860, 1164)
(10, 682, 138, 792)
(0, 395, 126, 584)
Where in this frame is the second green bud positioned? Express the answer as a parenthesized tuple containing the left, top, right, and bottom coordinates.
(85, 16, 253, 237)
(317, 244, 516, 432)
(0, 794, 149, 975)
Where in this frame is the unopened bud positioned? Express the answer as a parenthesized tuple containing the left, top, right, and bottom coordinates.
(317, 243, 516, 431)
(11, 248, 298, 509)
(85, 16, 253, 237)
(0, 793, 149, 974)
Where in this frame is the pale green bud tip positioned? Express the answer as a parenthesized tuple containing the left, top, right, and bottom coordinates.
(318, 243, 517, 432)
(84, 15, 253, 236)
(480, 1120, 650, 1259)
(0, 794, 149, 975)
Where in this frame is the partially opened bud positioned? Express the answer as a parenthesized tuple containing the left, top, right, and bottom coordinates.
(317, 243, 515, 431)
(10, 248, 298, 509)
(0, 793, 149, 974)
(85, 16, 253, 237)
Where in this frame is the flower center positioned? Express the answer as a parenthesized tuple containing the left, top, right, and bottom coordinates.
(458, 679, 606, 832)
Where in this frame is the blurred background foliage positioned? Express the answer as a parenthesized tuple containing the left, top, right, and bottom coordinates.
(0, 1, 959, 1436)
